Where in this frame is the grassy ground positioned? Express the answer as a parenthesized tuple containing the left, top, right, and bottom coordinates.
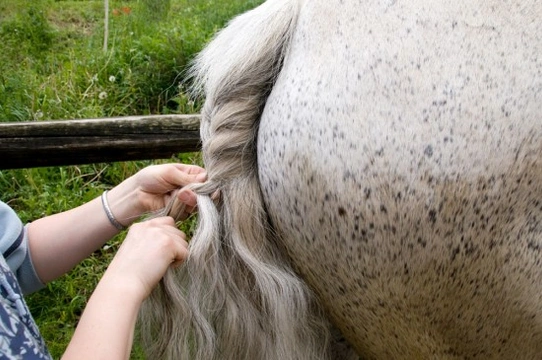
(0, 0, 262, 357)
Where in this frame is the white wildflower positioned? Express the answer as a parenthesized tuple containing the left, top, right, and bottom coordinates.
(91, 74, 98, 83)
(99, 91, 108, 100)
(109, 75, 116, 83)
(35, 110, 44, 119)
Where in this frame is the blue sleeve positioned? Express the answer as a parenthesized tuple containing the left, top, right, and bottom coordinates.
(0, 201, 45, 295)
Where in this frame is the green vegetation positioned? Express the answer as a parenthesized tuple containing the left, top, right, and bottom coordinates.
(0, 0, 262, 357)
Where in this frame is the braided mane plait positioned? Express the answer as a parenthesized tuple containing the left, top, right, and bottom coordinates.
(139, 0, 332, 359)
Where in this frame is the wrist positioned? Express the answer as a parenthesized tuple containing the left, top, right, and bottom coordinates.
(105, 178, 145, 227)
(101, 191, 127, 230)
(98, 270, 148, 304)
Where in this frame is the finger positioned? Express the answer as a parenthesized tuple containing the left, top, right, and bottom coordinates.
(172, 163, 206, 175)
(171, 164, 207, 183)
(151, 165, 205, 194)
(178, 188, 198, 207)
(146, 216, 177, 227)
(161, 226, 188, 244)
(153, 218, 188, 239)
(165, 172, 206, 194)
(166, 232, 190, 269)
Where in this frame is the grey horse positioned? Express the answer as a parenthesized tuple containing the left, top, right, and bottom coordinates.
(140, 0, 542, 359)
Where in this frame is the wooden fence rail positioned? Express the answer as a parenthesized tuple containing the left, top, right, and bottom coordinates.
(0, 115, 201, 169)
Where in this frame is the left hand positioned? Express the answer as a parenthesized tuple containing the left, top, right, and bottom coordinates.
(107, 163, 207, 226)
(133, 163, 207, 212)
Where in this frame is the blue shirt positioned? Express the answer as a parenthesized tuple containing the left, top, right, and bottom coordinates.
(0, 201, 51, 359)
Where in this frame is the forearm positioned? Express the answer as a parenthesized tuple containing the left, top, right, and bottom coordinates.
(27, 178, 143, 283)
(26, 163, 203, 283)
(62, 274, 144, 360)
(61, 215, 190, 358)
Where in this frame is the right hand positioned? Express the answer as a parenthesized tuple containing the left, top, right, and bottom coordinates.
(102, 216, 189, 301)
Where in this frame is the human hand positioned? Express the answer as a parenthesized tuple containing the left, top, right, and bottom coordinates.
(62, 216, 189, 359)
(102, 216, 189, 301)
(107, 163, 206, 226)
(133, 163, 206, 212)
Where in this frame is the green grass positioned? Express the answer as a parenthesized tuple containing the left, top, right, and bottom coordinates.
(0, 0, 262, 121)
(0, 0, 262, 358)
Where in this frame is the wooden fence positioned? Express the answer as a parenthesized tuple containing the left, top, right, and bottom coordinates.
(0, 115, 201, 169)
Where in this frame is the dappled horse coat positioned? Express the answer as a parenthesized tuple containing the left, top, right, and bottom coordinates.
(140, 0, 542, 359)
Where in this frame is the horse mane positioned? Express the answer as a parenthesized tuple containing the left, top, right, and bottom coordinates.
(139, 0, 333, 358)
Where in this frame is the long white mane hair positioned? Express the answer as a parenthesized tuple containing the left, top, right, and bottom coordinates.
(139, 0, 334, 358)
